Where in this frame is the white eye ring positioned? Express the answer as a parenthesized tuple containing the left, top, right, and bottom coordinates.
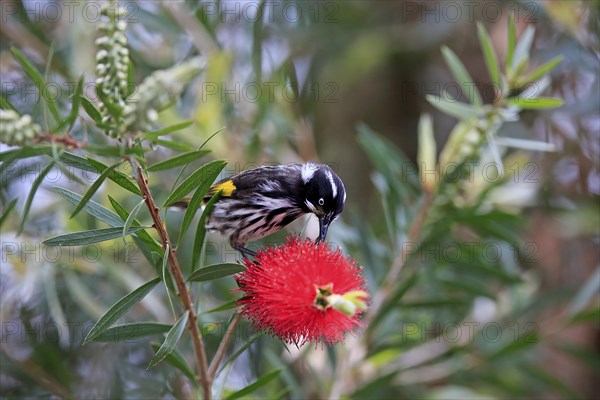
(318, 198, 325, 206)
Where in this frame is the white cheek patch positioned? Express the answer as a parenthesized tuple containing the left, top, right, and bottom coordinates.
(326, 170, 337, 198)
(302, 163, 317, 183)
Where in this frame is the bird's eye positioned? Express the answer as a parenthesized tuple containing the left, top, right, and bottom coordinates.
(318, 198, 325, 206)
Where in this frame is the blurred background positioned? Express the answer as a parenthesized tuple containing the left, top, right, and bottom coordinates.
(1, 0, 599, 399)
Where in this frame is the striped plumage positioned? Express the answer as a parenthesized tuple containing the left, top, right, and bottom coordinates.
(178, 162, 346, 257)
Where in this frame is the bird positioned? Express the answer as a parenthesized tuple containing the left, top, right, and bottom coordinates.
(174, 162, 346, 258)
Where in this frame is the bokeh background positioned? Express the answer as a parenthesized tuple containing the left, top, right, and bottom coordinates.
(1, 0, 599, 399)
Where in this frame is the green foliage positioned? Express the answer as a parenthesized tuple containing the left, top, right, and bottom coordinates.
(1, 2, 596, 400)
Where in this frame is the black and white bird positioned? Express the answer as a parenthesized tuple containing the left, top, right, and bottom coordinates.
(175, 162, 346, 257)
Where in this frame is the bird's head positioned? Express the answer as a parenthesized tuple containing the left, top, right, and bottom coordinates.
(301, 162, 346, 243)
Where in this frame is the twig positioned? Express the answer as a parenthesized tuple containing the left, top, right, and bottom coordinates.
(135, 163, 212, 399)
(36, 133, 85, 148)
(208, 312, 241, 379)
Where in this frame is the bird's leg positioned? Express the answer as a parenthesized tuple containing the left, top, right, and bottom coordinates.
(234, 245, 257, 259)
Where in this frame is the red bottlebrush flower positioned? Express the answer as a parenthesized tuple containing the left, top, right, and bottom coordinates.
(235, 236, 368, 345)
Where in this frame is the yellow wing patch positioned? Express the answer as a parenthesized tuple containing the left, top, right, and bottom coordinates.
(211, 180, 236, 197)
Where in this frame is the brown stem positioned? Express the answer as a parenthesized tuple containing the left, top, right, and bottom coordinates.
(208, 312, 241, 379)
(135, 163, 212, 399)
(36, 133, 84, 148)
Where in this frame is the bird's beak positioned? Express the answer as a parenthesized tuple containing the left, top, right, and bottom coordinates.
(317, 215, 332, 243)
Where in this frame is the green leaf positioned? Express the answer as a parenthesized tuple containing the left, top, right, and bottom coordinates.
(87, 157, 141, 196)
(53, 76, 83, 133)
(417, 113, 436, 179)
(90, 322, 172, 342)
(512, 25, 535, 70)
(43, 226, 146, 247)
(179, 161, 227, 239)
(441, 46, 482, 105)
(84, 277, 161, 343)
(187, 263, 246, 282)
(192, 190, 222, 270)
(80, 96, 102, 124)
(162, 244, 177, 319)
(200, 300, 239, 315)
(54, 187, 123, 226)
(569, 306, 600, 325)
(225, 369, 282, 400)
(0, 93, 17, 111)
(10, 46, 61, 124)
(147, 150, 210, 172)
(368, 272, 419, 331)
(426, 93, 484, 120)
(163, 160, 227, 208)
(518, 55, 564, 85)
(107, 195, 160, 251)
(507, 97, 564, 110)
(70, 161, 122, 218)
(123, 198, 146, 241)
(476, 22, 501, 88)
(506, 14, 517, 70)
(150, 343, 197, 384)
(0, 146, 55, 162)
(148, 311, 189, 369)
(494, 137, 556, 152)
(19, 161, 55, 234)
(156, 139, 195, 152)
(0, 198, 18, 229)
(143, 120, 194, 140)
(219, 333, 262, 373)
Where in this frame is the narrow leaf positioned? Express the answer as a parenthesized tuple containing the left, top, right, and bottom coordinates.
(71, 161, 122, 218)
(0, 198, 18, 229)
(147, 150, 210, 172)
(90, 322, 172, 342)
(188, 263, 246, 282)
(43, 226, 146, 247)
(179, 161, 227, 239)
(163, 160, 227, 208)
(0, 93, 17, 111)
(148, 311, 190, 369)
(200, 300, 239, 315)
(143, 120, 194, 140)
(426, 94, 483, 120)
(123, 198, 146, 241)
(10, 46, 61, 124)
(84, 277, 161, 343)
(219, 333, 262, 373)
(81, 96, 102, 124)
(441, 46, 482, 105)
(494, 137, 556, 152)
(507, 97, 564, 110)
(67, 76, 84, 131)
(19, 161, 55, 234)
(0, 146, 54, 162)
(107, 195, 160, 251)
(156, 139, 195, 152)
(87, 157, 141, 195)
(518, 55, 564, 85)
(150, 343, 197, 384)
(477, 22, 500, 88)
(162, 245, 177, 319)
(225, 369, 282, 400)
(512, 25, 535, 70)
(192, 190, 222, 270)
